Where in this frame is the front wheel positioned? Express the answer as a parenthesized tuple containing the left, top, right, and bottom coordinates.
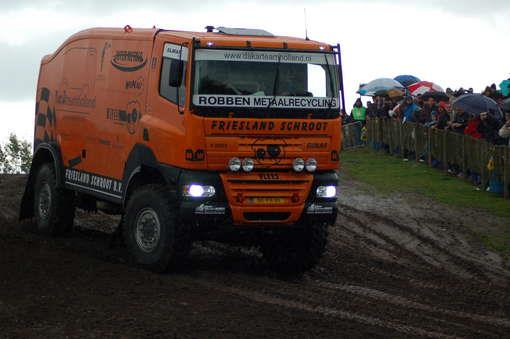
(260, 222, 328, 274)
(123, 185, 190, 272)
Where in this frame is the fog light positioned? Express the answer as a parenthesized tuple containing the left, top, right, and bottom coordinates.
(305, 158, 317, 172)
(183, 184, 216, 198)
(228, 157, 241, 172)
(242, 158, 254, 172)
(293, 158, 305, 172)
(316, 185, 337, 198)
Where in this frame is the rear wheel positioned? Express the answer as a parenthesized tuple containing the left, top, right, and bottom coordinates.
(33, 163, 75, 235)
(261, 222, 328, 274)
(123, 185, 191, 272)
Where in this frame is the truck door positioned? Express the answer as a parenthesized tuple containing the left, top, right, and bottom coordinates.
(144, 36, 188, 166)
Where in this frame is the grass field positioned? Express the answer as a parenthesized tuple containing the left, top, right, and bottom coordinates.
(340, 147, 510, 258)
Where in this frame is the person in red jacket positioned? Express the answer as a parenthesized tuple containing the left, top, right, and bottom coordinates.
(464, 115, 482, 139)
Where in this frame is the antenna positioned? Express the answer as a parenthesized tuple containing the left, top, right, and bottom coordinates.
(304, 8, 309, 40)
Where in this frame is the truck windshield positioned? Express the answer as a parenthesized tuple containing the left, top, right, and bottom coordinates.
(192, 49, 339, 111)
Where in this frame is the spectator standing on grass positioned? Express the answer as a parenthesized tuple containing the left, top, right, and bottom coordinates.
(464, 115, 482, 139)
(400, 96, 420, 123)
(435, 102, 451, 129)
(376, 96, 390, 118)
(477, 111, 503, 144)
(498, 111, 510, 146)
(448, 109, 470, 134)
(366, 101, 378, 119)
(351, 98, 367, 126)
(413, 99, 433, 124)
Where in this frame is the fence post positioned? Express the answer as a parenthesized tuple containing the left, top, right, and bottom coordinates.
(388, 120, 394, 155)
(399, 122, 404, 158)
(480, 141, 487, 190)
(442, 130, 448, 172)
(504, 147, 509, 199)
(414, 125, 419, 162)
(461, 135, 467, 175)
(367, 119, 372, 147)
(427, 127, 432, 166)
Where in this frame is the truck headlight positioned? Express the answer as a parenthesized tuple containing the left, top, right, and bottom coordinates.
(183, 184, 216, 198)
(316, 185, 337, 198)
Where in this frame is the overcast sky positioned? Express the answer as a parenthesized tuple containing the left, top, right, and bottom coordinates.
(1, 0, 509, 142)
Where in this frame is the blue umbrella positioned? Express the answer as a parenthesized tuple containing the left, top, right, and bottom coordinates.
(452, 94, 503, 119)
(394, 75, 421, 88)
(499, 80, 510, 97)
(358, 78, 404, 96)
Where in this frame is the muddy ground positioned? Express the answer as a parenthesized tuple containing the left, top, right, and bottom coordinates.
(1, 174, 509, 338)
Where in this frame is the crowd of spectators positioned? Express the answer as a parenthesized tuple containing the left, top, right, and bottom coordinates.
(344, 80, 510, 192)
(344, 82, 510, 147)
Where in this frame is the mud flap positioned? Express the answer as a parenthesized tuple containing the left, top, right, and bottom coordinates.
(19, 166, 35, 221)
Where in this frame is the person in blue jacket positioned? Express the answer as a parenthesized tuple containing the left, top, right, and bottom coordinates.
(401, 96, 420, 122)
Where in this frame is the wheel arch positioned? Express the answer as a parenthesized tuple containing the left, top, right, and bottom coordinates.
(122, 144, 181, 207)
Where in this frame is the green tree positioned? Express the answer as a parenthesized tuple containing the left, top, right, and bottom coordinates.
(0, 133, 32, 174)
(0, 143, 5, 173)
(19, 140, 33, 174)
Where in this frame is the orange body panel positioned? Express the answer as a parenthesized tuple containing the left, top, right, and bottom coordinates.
(34, 27, 342, 225)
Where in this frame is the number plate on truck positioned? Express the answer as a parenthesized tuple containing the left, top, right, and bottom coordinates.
(247, 197, 286, 204)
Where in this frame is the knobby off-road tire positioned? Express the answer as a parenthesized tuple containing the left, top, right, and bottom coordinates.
(261, 222, 328, 274)
(33, 163, 75, 235)
(123, 184, 191, 273)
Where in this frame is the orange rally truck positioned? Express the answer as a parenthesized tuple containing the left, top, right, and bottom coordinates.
(20, 26, 345, 273)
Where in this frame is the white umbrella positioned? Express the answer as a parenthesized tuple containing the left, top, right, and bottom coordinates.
(358, 78, 404, 96)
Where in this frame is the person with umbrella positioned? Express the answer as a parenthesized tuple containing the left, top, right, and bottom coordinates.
(413, 96, 435, 125)
(477, 110, 504, 144)
(403, 96, 420, 122)
(452, 93, 504, 143)
(447, 108, 470, 134)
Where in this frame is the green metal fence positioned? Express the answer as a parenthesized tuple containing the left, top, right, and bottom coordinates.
(366, 118, 510, 199)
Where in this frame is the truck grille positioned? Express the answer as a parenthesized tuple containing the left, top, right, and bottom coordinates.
(220, 172, 313, 224)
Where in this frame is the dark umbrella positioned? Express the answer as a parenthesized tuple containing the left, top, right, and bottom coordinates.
(421, 91, 449, 102)
(394, 75, 421, 88)
(452, 94, 503, 119)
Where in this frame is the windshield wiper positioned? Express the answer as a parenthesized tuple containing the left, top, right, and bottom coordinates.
(267, 55, 282, 109)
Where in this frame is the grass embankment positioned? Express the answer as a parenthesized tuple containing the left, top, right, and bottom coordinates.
(341, 147, 510, 258)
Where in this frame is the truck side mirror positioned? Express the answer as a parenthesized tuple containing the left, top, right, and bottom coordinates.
(168, 59, 184, 87)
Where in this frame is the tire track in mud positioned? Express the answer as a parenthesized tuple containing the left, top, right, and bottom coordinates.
(3, 175, 510, 337)
(191, 277, 459, 339)
(313, 280, 510, 328)
(337, 203, 509, 283)
(190, 265, 509, 338)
